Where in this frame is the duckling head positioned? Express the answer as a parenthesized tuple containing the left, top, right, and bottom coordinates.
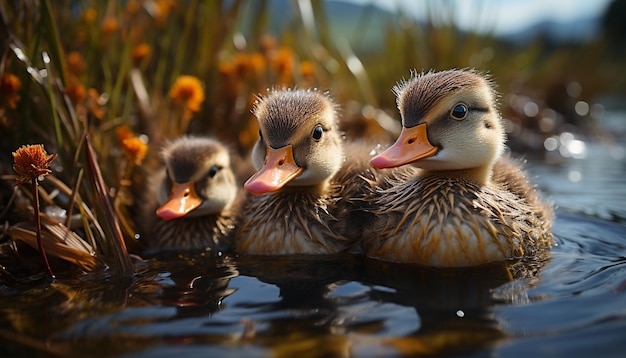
(156, 137, 237, 220)
(371, 69, 505, 184)
(245, 89, 343, 194)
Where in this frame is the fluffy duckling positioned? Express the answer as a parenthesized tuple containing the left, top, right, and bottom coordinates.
(361, 69, 553, 267)
(143, 136, 238, 254)
(235, 89, 369, 255)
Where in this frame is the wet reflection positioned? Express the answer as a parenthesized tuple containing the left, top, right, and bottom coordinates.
(227, 254, 548, 356)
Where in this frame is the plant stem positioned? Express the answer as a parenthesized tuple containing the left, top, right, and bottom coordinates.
(32, 178, 55, 280)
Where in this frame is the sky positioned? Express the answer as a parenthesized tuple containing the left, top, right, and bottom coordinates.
(335, 0, 612, 35)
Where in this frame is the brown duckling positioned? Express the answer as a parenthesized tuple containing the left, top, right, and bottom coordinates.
(143, 136, 238, 254)
(235, 89, 372, 255)
(361, 69, 553, 267)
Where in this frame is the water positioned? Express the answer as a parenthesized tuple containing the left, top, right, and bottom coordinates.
(1, 142, 625, 357)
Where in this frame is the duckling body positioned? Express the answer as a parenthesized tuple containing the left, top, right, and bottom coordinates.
(235, 89, 370, 255)
(143, 136, 238, 254)
(362, 69, 552, 267)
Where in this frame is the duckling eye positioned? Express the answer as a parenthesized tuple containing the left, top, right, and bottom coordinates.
(450, 103, 468, 120)
(312, 125, 323, 141)
(208, 166, 219, 178)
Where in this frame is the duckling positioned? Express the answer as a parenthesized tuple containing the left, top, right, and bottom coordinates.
(143, 136, 238, 254)
(361, 69, 553, 267)
(235, 89, 371, 255)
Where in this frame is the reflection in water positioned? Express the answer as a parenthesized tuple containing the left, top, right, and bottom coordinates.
(1, 142, 625, 357)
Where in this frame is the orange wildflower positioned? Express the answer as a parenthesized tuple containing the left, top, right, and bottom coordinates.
(12, 144, 57, 186)
(218, 61, 235, 79)
(249, 52, 266, 77)
(1, 73, 22, 109)
(126, 0, 141, 17)
(233, 53, 251, 80)
(272, 47, 295, 85)
(259, 35, 278, 56)
(83, 8, 97, 24)
(300, 60, 315, 82)
(86, 88, 106, 119)
(153, 0, 177, 26)
(102, 17, 119, 35)
(65, 82, 87, 105)
(115, 125, 134, 143)
(169, 75, 205, 113)
(121, 137, 148, 166)
(66, 51, 87, 76)
(131, 43, 152, 66)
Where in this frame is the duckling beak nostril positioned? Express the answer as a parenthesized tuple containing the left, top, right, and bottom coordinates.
(371, 123, 438, 169)
(245, 145, 303, 194)
(156, 182, 202, 220)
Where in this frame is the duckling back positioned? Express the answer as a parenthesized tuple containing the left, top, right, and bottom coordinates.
(360, 159, 553, 266)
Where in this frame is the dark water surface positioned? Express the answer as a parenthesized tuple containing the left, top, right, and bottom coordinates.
(1, 141, 625, 357)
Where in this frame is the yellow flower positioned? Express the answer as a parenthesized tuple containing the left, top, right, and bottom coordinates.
(169, 75, 205, 113)
(1, 73, 22, 109)
(121, 137, 148, 166)
(12, 144, 57, 186)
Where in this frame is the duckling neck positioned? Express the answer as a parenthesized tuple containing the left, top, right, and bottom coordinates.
(420, 164, 493, 186)
(284, 180, 332, 195)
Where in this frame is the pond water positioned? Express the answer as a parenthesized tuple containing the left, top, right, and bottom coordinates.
(1, 139, 625, 357)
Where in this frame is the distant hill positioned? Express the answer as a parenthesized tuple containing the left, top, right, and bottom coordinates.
(239, 0, 603, 50)
(501, 16, 602, 44)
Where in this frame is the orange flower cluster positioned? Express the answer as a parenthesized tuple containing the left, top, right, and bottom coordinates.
(169, 75, 205, 113)
(12, 144, 57, 186)
(218, 41, 318, 90)
(116, 126, 148, 166)
(1, 73, 22, 109)
(115, 125, 134, 142)
(122, 137, 148, 166)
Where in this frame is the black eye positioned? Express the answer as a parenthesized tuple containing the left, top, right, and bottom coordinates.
(450, 103, 468, 120)
(208, 166, 219, 178)
(312, 125, 323, 140)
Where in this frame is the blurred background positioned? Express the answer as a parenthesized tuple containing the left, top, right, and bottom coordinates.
(0, 0, 625, 270)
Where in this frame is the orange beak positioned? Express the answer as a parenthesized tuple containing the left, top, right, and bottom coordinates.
(371, 123, 438, 169)
(156, 181, 203, 220)
(244, 145, 303, 195)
